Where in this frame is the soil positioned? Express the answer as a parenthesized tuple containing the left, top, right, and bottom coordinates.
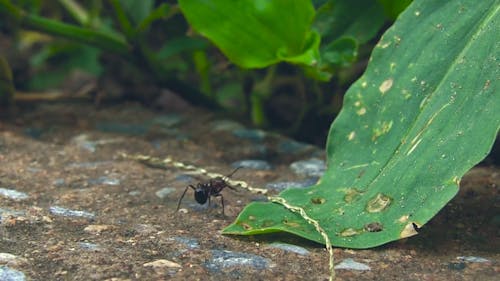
(0, 102, 498, 281)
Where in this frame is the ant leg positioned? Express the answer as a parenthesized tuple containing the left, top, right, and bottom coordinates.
(219, 194, 225, 216)
(175, 185, 195, 212)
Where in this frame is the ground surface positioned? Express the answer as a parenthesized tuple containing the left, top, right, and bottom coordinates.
(0, 102, 498, 281)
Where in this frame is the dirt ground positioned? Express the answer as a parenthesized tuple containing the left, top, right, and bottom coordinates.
(0, 102, 498, 281)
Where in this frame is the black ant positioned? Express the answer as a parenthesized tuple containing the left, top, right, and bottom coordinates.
(175, 167, 241, 215)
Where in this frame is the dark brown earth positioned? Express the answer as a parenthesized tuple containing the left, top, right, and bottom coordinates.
(0, 102, 498, 281)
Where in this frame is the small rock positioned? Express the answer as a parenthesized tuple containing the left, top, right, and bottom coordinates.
(232, 129, 266, 142)
(205, 250, 273, 272)
(155, 187, 176, 199)
(231, 160, 271, 170)
(334, 258, 371, 271)
(87, 176, 120, 186)
(211, 120, 245, 131)
(52, 179, 66, 186)
(84, 224, 115, 234)
(0, 266, 26, 281)
(175, 174, 194, 183)
(268, 243, 310, 256)
(448, 262, 466, 270)
(0, 188, 29, 200)
(0, 253, 28, 266)
(143, 259, 181, 268)
(68, 161, 113, 169)
(456, 256, 490, 263)
(290, 158, 326, 177)
(49, 206, 95, 219)
(151, 114, 182, 128)
(134, 224, 158, 235)
(78, 242, 101, 251)
(265, 178, 318, 191)
(277, 140, 313, 154)
(171, 236, 199, 250)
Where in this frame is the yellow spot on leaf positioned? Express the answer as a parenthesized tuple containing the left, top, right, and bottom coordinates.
(340, 228, 360, 237)
(379, 78, 393, 94)
(348, 131, 356, 141)
(366, 193, 391, 213)
(356, 107, 366, 115)
(361, 81, 368, 88)
(372, 120, 393, 141)
(398, 215, 409, 223)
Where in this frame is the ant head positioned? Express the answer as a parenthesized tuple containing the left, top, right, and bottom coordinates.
(194, 189, 209, 204)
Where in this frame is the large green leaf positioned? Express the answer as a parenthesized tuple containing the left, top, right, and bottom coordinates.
(224, 0, 499, 248)
(178, 0, 320, 68)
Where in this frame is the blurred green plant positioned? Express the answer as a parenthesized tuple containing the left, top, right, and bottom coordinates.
(0, 0, 401, 141)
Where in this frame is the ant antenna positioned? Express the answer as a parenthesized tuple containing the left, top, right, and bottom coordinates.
(226, 166, 242, 178)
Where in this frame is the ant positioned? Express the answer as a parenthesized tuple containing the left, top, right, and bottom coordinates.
(175, 167, 241, 215)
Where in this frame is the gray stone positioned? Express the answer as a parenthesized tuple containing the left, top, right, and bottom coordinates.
(231, 160, 271, 170)
(155, 187, 176, 199)
(49, 206, 95, 219)
(456, 256, 490, 263)
(205, 250, 273, 272)
(0, 266, 26, 281)
(232, 129, 266, 142)
(334, 258, 371, 271)
(151, 114, 182, 128)
(78, 242, 101, 251)
(171, 236, 199, 250)
(290, 158, 326, 177)
(265, 178, 318, 191)
(87, 176, 120, 186)
(268, 243, 310, 255)
(0, 188, 29, 200)
(211, 120, 245, 131)
(277, 140, 313, 154)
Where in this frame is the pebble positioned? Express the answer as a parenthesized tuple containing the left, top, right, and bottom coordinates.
(277, 140, 313, 154)
(456, 256, 490, 263)
(232, 129, 267, 142)
(265, 178, 318, 191)
(87, 176, 120, 186)
(0, 253, 28, 266)
(52, 179, 66, 186)
(0, 208, 25, 222)
(448, 262, 466, 270)
(211, 120, 245, 131)
(84, 224, 115, 234)
(267, 243, 310, 255)
(205, 250, 273, 272)
(150, 114, 182, 128)
(289, 158, 326, 177)
(143, 259, 181, 268)
(155, 187, 176, 199)
(171, 236, 199, 250)
(78, 242, 101, 251)
(49, 206, 95, 219)
(231, 160, 271, 170)
(0, 188, 29, 200)
(174, 174, 194, 183)
(0, 266, 26, 281)
(67, 161, 113, 169)
(334, 258, 371, 271)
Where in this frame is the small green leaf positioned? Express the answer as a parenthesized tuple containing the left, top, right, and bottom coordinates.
(224, 0, 500, 248)
(314, 0, 386, 44)
(178, 0, 319, 68)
